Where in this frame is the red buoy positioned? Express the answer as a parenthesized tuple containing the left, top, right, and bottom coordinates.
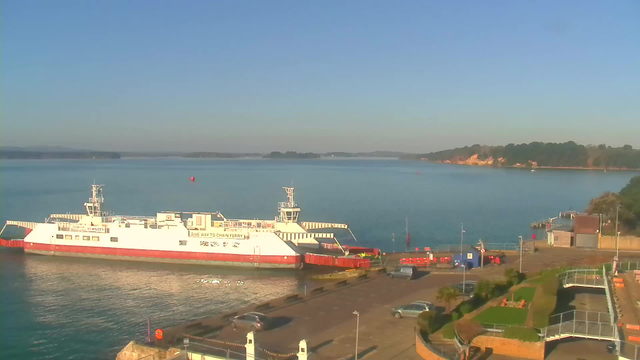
(190, 176, 195, 182)
(155, 329, 164, 340)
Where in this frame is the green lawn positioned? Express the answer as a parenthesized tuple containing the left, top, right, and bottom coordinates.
(513, 287, 537, 302)
(473, 306, 528, 326)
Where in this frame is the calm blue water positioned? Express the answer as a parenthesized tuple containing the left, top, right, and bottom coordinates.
(1, 158, 638, 359)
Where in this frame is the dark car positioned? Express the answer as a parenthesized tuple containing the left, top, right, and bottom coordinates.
(388, 266, 417, 280)
(230, 312, 270, 331)
(455, 281, 477, 296)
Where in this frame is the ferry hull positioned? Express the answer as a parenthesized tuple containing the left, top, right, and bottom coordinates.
(24, 243, 302, 269)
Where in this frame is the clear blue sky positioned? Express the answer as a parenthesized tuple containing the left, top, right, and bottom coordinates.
(2, 1, 639, 153)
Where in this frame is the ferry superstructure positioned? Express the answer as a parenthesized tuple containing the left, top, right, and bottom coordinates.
(0, 185, 368, 269)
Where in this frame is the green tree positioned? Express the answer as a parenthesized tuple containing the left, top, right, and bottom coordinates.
(585, 191, 619, 220)
(436, 286, 460, 312)
(504, 268, 522, 285)
(474, 280, 496, 300)
(417, 311, 438, 334)
(619, 176, 640, 230)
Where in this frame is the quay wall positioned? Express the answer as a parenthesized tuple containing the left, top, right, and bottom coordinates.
(599, 235, 640, 251)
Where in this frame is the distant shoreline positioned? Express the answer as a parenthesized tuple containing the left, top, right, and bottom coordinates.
(420, 160, 640, 172)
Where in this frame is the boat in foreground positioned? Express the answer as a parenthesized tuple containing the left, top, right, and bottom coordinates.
(0, 185, 377, 269)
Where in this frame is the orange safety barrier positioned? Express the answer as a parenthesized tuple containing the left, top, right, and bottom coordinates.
(628, 336, 640, 342)
(615, 283, 626, 288)
(627, 324, 640, 330)
(613, 278, 624, 283)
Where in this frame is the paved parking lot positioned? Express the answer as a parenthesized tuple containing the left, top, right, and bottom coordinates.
(204, 273, 476, 360)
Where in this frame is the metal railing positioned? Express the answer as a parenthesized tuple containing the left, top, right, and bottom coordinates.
(559, 268, 605, 288)
(423, 341, 461, 360)
(543, 310, 617, 341)
(604, 264, 618, 325)
(187, 341, 265, 360)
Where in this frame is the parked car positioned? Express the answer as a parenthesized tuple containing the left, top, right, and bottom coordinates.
(230, 312, 270, 331)
(391, 302, 431, 318)
(388, 266, 418, 280)
(411, 300, 435, 311)
(455, 281, 477, 296)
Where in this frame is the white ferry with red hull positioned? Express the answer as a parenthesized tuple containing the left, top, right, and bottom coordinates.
(0, 185, 367, 269)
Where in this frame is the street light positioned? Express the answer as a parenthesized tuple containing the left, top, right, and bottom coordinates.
(460, 223, 465, 296)
(353, 311, 360, 360)
(615, 204, 620, 259)
(518, 236, 523, 273)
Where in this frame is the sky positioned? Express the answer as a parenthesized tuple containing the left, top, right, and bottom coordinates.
(1, 1, 639, 153)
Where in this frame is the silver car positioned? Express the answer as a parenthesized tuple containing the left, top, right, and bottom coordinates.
(230, 312, 270, 331)
(391, 301, 432, 319)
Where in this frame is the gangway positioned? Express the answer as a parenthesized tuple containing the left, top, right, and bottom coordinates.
(542, 310, 617, 341)
(559, 268, 605, 289)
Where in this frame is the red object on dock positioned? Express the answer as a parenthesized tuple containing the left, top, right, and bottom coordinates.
(155, 329, 164, 340)
(0, 238, 24, 248)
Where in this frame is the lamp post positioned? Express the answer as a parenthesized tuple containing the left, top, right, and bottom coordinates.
(518, 236, 523, 273)
(353, 311, 360, 360)
(392, 233, 395, 253)
(615, 205, 620, 259)
(460, 223, 465, 296)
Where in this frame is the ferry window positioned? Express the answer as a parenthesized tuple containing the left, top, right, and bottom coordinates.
(92, 236, 99, 241)
(179, 240, 187, 246)
(83, 236, 90, 241)
(110, 237, 118, 242)
(56, 234, 64, 239)
(196, 217, 202, 226)
(75, 235, 80, 240)
(200, 241, 209, 246)
(65, 235, 72, 240)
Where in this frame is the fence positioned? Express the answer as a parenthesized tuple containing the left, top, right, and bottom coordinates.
(543, 310, 617, 341)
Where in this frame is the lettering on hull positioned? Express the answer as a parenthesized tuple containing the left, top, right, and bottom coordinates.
(189, 231, 248, 239)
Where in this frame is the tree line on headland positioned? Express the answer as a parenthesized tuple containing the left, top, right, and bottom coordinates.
(586, 176, 640, 235)
(405, 141, 640, 169)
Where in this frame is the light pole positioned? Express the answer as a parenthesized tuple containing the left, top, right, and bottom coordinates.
(460, 223, 465, 296)
(392, 233, 395, 253)
(353, 311, 360, 360)
(518, 236, 523, 273)
(615, 205, 620, 259)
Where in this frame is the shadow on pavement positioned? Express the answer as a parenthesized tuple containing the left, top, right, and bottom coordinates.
(268, 316, 293, 330)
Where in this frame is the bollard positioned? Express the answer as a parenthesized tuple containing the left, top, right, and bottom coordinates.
(297, 339, 308, 360)
(246, 331, 256, 360)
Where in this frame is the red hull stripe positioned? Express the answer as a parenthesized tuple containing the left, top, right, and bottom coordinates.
(25, 243, 301, 265)
(1, 238, 24, 248)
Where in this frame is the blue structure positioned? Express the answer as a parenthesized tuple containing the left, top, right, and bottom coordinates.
(452, 245, 481, 269)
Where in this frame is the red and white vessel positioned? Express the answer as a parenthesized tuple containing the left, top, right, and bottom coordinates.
(0, 185, 374, 269)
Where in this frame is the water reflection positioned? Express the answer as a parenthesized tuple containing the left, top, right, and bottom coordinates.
(16, 253, 301, 358)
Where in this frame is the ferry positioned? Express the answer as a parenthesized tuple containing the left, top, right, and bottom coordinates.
(0, 185, 377, 269)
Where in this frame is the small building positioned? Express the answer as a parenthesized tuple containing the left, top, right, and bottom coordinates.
(547, 224, 574, 247)
(574, 214, 600, 248)
(453, 245, 481, 269)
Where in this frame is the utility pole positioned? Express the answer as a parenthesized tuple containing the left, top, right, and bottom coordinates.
(519, 236, 523, 273)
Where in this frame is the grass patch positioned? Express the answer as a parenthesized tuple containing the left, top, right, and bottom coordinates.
(513, 287, 537, 302)
(473, 306, 528, 326)
(441, 322, 455, 339)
